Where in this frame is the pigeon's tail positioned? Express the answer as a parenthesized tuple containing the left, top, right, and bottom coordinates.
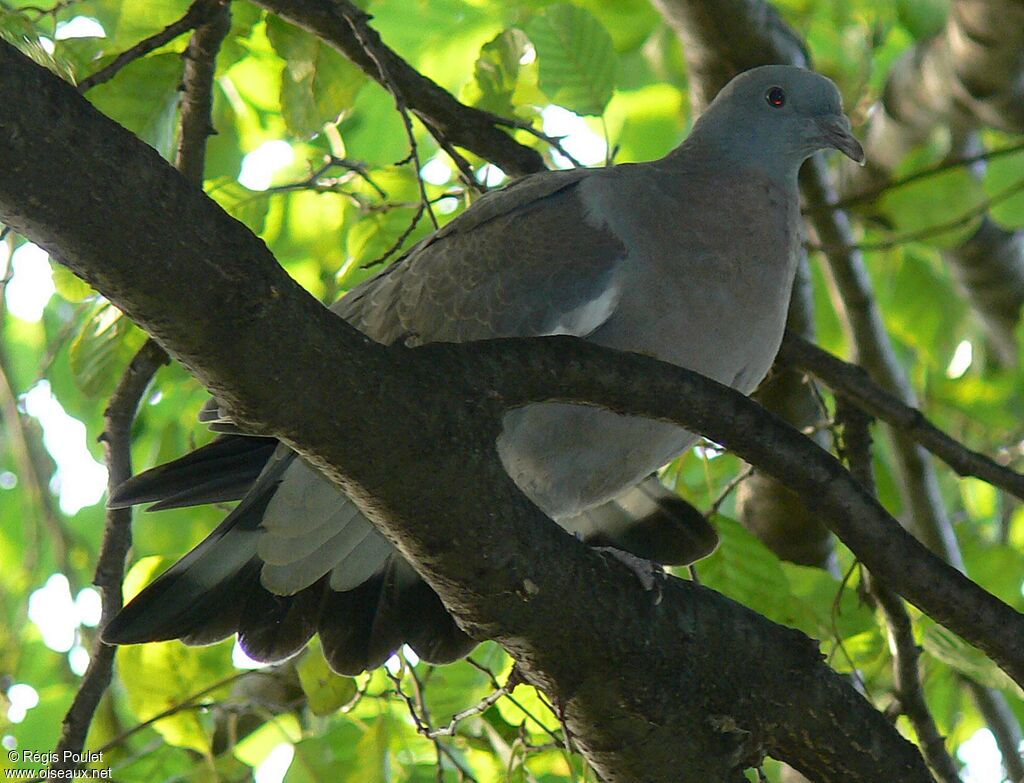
(108, 435, 277, 511)
(561, 475, 719, 566)
(103, 448, 474, 674)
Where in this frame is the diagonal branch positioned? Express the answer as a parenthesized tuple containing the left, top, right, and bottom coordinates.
(836, 399, 961, 783)
(778, 332, 1024, 500)
(253, 0, 545, 177)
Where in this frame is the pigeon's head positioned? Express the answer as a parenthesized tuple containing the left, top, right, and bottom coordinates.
(692, 65, 865, 177)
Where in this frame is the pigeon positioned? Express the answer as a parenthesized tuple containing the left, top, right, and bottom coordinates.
(103, 65, 864, 674)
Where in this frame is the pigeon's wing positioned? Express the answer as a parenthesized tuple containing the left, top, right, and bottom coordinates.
(191, 167, 628, 436)
(337, 166, 628, 345)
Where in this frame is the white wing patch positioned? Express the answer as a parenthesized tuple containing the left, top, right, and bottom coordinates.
(546, 281, 620, 337)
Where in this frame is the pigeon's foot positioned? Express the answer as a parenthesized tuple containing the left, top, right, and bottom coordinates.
(594, 547, 665, 603)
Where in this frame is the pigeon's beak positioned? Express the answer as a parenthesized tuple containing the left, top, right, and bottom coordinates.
(817, 114, 865, 165)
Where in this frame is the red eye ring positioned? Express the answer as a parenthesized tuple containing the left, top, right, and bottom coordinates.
(766, 86, 786, 107)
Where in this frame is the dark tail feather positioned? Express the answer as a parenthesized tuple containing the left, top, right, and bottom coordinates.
(318, 563, 408, 675)
(397, 578, 475, 664)
(102, 487, 277, 645)
(181, 560, 260, 646)
(578, 476, 719, 566)
(237, 578, 324, 662)
(109, 435, 277, 510)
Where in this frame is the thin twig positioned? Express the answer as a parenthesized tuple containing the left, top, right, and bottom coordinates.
(95, 670, 249, 754)
(361, 201, 425, 269)
(51, 340, 167, 769)
(336, 3, 438, 229)
(704, 463, 755, 518)
(175, 1, 231, 183)
(386, 665, 480, 782)
(266, 155, 388, 198)
(837, 398, 962, 783)
(813, 177, 1024, 254)
(778, 332, 1024, 501)
(815, 140, 1024, 213)
(76, 0, 226, 92)
(491, 114, 585, 169)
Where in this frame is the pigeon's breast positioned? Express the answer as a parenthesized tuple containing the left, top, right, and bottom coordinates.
(496, 170, 801, 520)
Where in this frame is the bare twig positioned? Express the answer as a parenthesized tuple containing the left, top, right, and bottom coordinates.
(335, 3, 439, 229)
(175, 1, 231, 183)
(51, 340, 167, 769)
(94, 670, 249, 754)
(491, 114, 585, 169)
(361, 201, 425, 269)
(778, 332, 1024, 501)
(817, 177, 1024, 254)
(267, 155, 388, 198)
(386, 665, 481, 782)
(812, 140, 1024, 214)
(704, 463, 755, 518)
(77, 0, 227, 93)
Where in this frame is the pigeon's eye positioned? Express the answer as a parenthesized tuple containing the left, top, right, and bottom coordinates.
(765, 87, 786, 107)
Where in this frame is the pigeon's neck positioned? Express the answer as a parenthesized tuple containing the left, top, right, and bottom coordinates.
(665, 118, 803, 187)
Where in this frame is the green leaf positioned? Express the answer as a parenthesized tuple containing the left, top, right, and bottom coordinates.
(984, 148, 1024, 229)
(87, 52, 182, 156)
(68, 301, 148, 398)
(578, 0, 660, 52)
(896, 0, 950, 40)
(296, 639, 357, 715)
(920, 618, 1023, 696)
(349, 715, 393, 783)
(98, 0, 192, 50)
(52, 265, 96, 303)
(285, 719, 363, 783)
(0, 9, 77, 82)
(494, 684, 562, 739)
(525, 3, 616, 116)
(233, 713, 303, 767)
(878, 153, 987, 248)
(696, 516, 807, 629)
(206, 176, 271, 235)
(117, 562, 235, 753)
(878, 246, 964, 366)
(605, 83, 685, 162)
(467, 28, 530, 116)
(266, 15, 366, 137)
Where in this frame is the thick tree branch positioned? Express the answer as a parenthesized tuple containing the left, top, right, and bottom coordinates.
(253, 0, 546, 177)
(0, 39, 957, 782)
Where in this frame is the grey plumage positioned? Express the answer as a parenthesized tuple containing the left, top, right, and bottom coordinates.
(104, 65, 864, 673)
